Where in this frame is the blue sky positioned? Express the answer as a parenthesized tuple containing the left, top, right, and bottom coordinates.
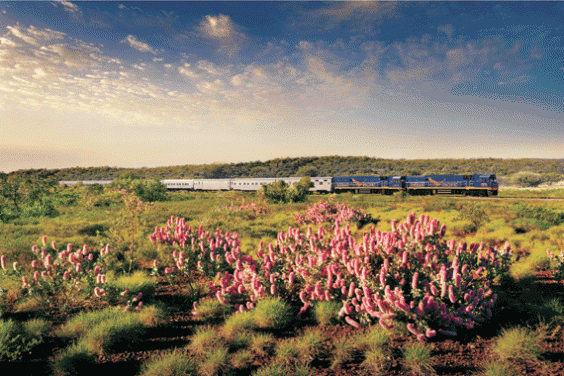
(1, 1, 563, 172)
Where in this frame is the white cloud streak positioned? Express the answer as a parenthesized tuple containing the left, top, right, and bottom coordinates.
(121, 34, 157, 54)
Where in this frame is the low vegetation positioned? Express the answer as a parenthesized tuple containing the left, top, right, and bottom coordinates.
(0, 182, 563, 375)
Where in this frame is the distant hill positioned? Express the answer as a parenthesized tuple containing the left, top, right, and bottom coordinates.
(5, 157, 564, 183)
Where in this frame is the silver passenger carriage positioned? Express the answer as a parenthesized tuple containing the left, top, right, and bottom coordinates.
(161, 179, 194, 190)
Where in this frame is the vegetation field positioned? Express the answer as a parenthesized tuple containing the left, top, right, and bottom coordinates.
(1, 181, 564, 376)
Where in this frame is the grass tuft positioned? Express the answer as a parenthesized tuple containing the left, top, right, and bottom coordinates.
(253, 297, 293, 330)
(250, 332, 275, 357)
(251, 363, 288, 376)
(198, 347, 229, 376)
(139, 349, 196, 376)
(493, 325, 546, 362)
(186, 325, 224, 358)
(192, 298, 232, 323)
(330, 335, 355, 368)
(51, 342, 96, 376)
(313, 300, 341, 326)
(473, 360, 514, 376)
(402, 341, 436, 376)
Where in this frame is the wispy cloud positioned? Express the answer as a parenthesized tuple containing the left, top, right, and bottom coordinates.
(292, 2, 403, 34)
(121, 34, 157, 54)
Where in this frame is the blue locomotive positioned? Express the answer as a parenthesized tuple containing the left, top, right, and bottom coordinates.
(333, 174, 498, 196)
(61, 174, 498, 196)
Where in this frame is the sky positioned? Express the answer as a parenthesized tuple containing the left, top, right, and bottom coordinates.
(1, 1, 563, 172)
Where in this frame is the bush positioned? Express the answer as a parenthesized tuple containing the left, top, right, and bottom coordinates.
(208, 212, 515, 340)
(260, 177, 313, 204)
(510, 171, 544, 187)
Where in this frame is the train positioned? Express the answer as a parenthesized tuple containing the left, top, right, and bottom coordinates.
(60, 174, 498, 196)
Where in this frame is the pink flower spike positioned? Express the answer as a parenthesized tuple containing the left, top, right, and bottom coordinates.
(345, 316, 360, 328)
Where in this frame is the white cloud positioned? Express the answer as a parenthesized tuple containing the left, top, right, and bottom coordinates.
(178, 63, 198, 78)
(121, 35, 157, 55)
(197, 14, 246, 57)
(0, 37, 18, 47)
(32, 67, 47, 79)
(56, 1, 82, 15)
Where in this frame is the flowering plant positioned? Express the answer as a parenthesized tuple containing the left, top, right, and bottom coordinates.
(216, 200, 267, 219)
(1, 237, 112, 313)
(547, 249, 564, 283)
(198, 212, 515, 340)
(293, 197, 377, 229)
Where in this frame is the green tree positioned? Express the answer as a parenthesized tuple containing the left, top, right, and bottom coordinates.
(261, 177, 313, 204)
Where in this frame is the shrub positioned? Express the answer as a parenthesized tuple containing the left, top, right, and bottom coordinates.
(139, 349, 197, 376)
(293, 197, 378, 228)
(510, 171, 544, 187)
(1, 238, 113, 313)
(474, 360, 514, 376)
(252, 363, 287, 376)
(112, 271, 156, 304)
(221, 310, 257, 339)
(208, 212, 515, 340)
(547, 249, 564, 283)
(295, 329, 325, 365)
(230, 349, 253, 369)
(274, 338, 300, 365)
(198, 347, 230, 376)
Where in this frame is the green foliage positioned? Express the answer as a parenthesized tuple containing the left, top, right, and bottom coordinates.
(330, 335, 355, 368)
(510, 171, 544, 187)
(509, 203, 564, 227)
(0, 173, 58, 222)
(0, 318, 49, 360)
(199, 347, 230, 376)
(260, 177, 313, 204)
(139, 349, 197, 376)
(456, 203, 489, 230)
(33, 157, 564, 182)
(132, 179, 168, 202)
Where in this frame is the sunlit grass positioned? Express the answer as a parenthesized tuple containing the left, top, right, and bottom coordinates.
(139, 349, 196, 376)
(401, 341, 436, 376)
(493, 325, 546, 362)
